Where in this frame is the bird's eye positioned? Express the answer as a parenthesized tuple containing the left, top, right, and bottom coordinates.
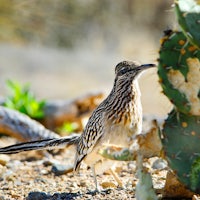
(119, 67, 127, 75)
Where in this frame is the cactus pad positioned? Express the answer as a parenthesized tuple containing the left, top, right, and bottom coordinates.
(175, 0, 200, 48)
(158, 30, 200, 115)
(162, 109, 200, 192)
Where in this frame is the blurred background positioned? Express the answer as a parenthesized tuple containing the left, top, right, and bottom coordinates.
(0, 0, 175, 117)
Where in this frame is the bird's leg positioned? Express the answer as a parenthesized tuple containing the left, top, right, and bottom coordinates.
(109, 168, 124, 188)
(91, 165, 101, 192)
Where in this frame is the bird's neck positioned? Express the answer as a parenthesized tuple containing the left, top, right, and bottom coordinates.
(105, 77, 141, 115)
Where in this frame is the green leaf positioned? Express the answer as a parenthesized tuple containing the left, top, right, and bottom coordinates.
(57, 122, 78, 135)
(3, 80, 46, 119)
(175, 0, 200, 48)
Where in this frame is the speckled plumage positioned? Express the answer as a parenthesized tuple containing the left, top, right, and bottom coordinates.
(74, 61, 154, 175)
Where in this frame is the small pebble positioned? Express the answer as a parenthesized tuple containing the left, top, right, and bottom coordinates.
(26, 192, 50, 200)
(71, 182, 78, 188)
(14, 180, 22, 186)
(193, 195, 199, 200)
(51, 163, 73, 175)
(152, 158, 167, 170)
(79, 180, 87, 187)
(101, 181, 117, 189)
(128, 161, 136, 171)
(40, 169, 49, 175)
(11, 193, 21, 199)
(0, 155, 10, 166)
(4, 170, 15, 181)
(0, 165, 6, 177)
(42, 160, 53, 167)
(6, 160, 22, 170)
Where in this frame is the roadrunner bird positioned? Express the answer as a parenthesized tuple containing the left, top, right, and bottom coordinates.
(0, 61, 155, 190)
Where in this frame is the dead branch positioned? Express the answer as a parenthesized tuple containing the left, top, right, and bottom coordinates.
(0, 106, 60, 142)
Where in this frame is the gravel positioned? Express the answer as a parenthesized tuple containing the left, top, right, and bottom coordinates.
(0, 140, 169, 200)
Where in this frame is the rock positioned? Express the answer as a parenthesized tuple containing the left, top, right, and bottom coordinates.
(101, 181, 117, 189)
(11, 193, 21, 199)
(40, 169, 49, 175)
(163, 171, 194, 198)
(52, 192, 81, 199)
(152, 158, 167, 170)
(4, 170, 15, 181)
(51, 163, 73, 176)
(42, 160, 53, 167)
(26, 192, 50, 200)
(79, 180, 87, 187)
(0, 165, 6, 177)
(6, 160, 22, 170)
(192, 195, 199, 200)
(0, 155, 10, 166)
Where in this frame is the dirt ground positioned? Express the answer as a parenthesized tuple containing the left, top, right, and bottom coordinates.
(0, 137, 169, 200)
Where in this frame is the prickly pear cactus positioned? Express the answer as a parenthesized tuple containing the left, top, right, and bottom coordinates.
(158, 30, 200, 115)
(158, 0, 200, 193)
(175, 0, 200, 48)
(162, 109, 200, 192)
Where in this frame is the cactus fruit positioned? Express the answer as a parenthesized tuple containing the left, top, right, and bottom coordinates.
(162, 109, 200, 192)
(175, 0, 200, 48)
(158, 30, 200, 115)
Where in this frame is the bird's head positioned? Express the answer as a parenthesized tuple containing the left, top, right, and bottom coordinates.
(115, 61, 155, 80)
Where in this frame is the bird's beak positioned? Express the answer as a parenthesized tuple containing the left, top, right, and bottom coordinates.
(136, 63, 156, 71)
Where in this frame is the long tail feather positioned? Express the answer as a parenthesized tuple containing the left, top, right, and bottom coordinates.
(0, 134, 79, 154)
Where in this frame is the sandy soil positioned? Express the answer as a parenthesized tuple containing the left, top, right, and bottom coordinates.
(0, 138, 168, 200)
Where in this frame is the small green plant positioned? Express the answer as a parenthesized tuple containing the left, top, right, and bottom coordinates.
(3, 80, 46, 119)
(57, 122, 78, 136)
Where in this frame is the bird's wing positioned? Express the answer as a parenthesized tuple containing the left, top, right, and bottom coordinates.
(74, 107, 105, 171)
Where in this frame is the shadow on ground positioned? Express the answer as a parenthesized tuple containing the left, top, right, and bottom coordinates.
(26, 191, 81, 200)
(26, 189, 114, 200)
